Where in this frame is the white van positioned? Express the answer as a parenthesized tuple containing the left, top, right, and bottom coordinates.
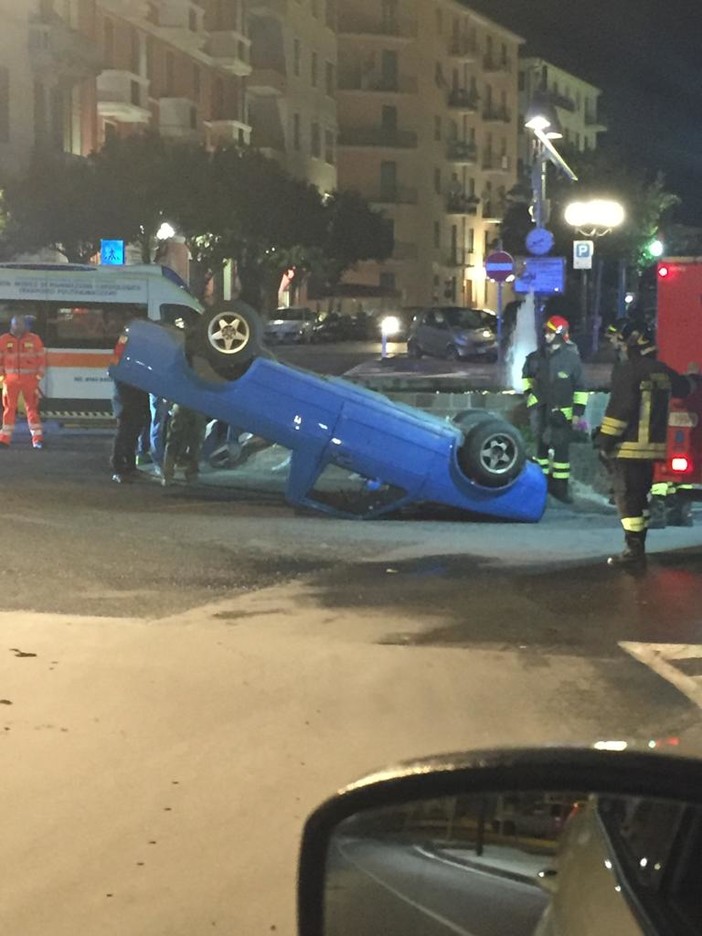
(0, 263, 203, 414)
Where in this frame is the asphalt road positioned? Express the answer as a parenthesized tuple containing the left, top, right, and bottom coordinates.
(2, 427, 702, 935)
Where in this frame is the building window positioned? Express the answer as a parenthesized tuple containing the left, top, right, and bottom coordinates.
(189, 8, 198, 31)
(193, 65, 201, 100)
(311, 51, 318, 87)
(379, 272, 396, 292)
(293, 39, 301, 77)
(434, 167, 441, 194)
(467, 228, 474, 252)
(324, 128, 335, 164)
(130, 28, 140, 74)
(325, 61, 335, 97)
(0, 67, 9, 143)
(165, 52, 175, 95)
(433, 221, 440, 249)
(434, 116, 441, 141)
(190, 105, 198, 130)
(311, 0, 319, 17)
(293, 112, 301, 150)
(146, 36, 154, 81)
(311, 121, 321, 157)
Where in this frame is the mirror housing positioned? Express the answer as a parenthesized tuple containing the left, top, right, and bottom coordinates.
(298, 747, 702, 936)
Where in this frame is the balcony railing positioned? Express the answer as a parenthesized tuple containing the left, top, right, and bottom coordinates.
(155, 0, 207, 51)
(482, 199, 507, 221)
(446, 194, 480, 215)
(447, 89, 480, 111)
(338, 14, 417, 40)
(99, 0, 149, 18)
(337, 74, 418, 94)
(483, 56, 512, 73)
(446, 140, 478, 162)
(448, 37, 478, 58)
(248, 0, 288, 17)
(338, 128, 418, 149)
(482, 152, 511, 172)
(248, 65, 286, 94)
(482, 106, 511, 123)
(368, 186, 419, 205)
(207, 30, 251, 75)
(97, 70, 151, 123)
(205, 119, 252, 148)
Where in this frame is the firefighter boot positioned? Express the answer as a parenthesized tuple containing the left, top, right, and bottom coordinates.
(607, 531, 647, 567)
(647, 495, 668, 530)
(667, 493, 693, 528)
(549, 478, 573, 504)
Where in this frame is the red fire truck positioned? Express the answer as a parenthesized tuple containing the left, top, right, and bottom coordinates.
(655, 258, 702, 493)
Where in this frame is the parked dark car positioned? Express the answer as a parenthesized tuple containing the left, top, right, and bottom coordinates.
(407, 306, 498, 361)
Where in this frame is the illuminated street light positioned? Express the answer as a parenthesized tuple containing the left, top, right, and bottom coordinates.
(564, 200, 626, 234)
(156, 221, 176, 241)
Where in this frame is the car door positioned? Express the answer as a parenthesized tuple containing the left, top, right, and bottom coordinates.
(430, 308, 451, 356)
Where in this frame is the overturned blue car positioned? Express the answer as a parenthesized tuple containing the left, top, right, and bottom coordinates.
(110, 303, 546, 522)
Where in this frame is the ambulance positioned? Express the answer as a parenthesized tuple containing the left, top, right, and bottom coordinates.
(0, 263, 203, 415)
(655, 258, 702, 494)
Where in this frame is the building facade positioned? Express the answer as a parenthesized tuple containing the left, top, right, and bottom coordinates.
(336, 0, 522, 310)
(518, 57, 606, 176)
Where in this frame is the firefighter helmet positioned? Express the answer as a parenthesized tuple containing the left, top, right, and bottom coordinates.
(544, 315, 570, 338)
(619, 319, 656, 352)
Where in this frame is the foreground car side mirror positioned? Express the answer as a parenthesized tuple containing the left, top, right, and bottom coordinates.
(298, 747, 702, 936)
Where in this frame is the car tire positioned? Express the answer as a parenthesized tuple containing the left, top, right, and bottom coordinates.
(407, 340, 423, 359)
(452, 409, 495, 432)
(196, 302, 262, 379)
(446, 345, 462, 361)
(457, 418, 526, 488)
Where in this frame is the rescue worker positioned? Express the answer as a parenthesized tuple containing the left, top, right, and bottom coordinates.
(160, 404, 207, 486)
(110, 333, 150, 483)
(0, 314, 46, 448)
(648, 482, 694, 528)
(522, 315, 588, 503)
(594, 320, 697, 566)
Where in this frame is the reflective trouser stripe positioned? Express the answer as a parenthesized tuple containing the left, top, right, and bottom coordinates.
(536, 458, 549, 474)
(622, 516, 647, 533)
(551, 461, 570, 480)
(650, 482, 670, 497)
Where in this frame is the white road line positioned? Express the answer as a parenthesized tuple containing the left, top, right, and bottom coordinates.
(336, 840, 477, 936)
(619, 642, 702, 709)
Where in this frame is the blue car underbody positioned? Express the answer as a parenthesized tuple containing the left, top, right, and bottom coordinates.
(110, 320, 546, 522)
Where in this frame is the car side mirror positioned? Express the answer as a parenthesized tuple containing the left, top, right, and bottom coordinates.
(298, 747, 702, 936)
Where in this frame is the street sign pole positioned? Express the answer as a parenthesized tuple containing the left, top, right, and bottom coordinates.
(497, 280, 504, 365)
(485, 250, 515, 367)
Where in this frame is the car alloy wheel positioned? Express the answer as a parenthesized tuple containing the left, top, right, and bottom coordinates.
(207, 312, 251, 355)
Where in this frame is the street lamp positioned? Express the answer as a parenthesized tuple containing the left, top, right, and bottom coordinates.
(156, 221, 176, 241)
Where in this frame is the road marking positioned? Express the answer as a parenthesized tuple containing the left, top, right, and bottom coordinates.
(619, 642, 702, 709)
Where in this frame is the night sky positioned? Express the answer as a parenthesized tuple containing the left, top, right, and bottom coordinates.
(466, 0, 702, 222)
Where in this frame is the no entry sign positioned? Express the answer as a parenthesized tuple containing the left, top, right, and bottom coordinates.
(485, 250, 514, 282)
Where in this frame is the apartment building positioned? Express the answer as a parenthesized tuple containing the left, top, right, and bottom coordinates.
(336, 0, 522, 310)
(518, 57, 606, 175)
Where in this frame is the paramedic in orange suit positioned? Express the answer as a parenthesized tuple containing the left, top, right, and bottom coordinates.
(0, 315, 46, 449)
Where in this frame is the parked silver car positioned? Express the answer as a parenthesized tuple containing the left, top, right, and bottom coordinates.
(407, 305, 498, 361)
(263, 306, 316, 344)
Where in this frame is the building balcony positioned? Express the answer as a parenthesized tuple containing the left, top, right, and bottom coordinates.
(446, 140, 478, 162)
(97, 70, 150, 123)
(337, 14, 417, 41)
(448, 37, 478, 59)
(247, 65, 287, 96)
(482, 152, 511, 173)
(98, 0, 149, 19)
(368, 186, 418, 206)
(248, 0, 288, 18)
(482, 106, 511, 124)
(584, 111, 607, 131)
(205, 119, 252, 147)
(445, 251, 470, 268)
(482, 200, 507, 222)
(337, 74, 418, 94)
(446, 194, 480, 215)
(338, 128, 418, 149)
(207, 30, 252, 76)
(29, 13, 102, 84)
(447, 89, 480, 112)
(483, 56, 512, 74)
(158, 96, 200, 140)
(154, 0, 207, 52)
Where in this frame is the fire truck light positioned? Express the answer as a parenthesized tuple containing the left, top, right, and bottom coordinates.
(658, 265, 669, 278)
(671, 455, 691, 473)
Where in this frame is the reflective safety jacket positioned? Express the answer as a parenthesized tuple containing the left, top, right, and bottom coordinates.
(0, 331, 46, 379)
(522, 342, 588, 419)
(600, 353, 694, 460)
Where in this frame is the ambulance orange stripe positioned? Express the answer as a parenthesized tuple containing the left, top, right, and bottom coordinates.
(46, 351, 111, 368)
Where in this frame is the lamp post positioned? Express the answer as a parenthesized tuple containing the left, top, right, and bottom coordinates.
(564, 199, 625, 353)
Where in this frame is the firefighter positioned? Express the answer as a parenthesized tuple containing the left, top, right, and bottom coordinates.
(594, 320, 696, 566)
(0, 314, 46, 448)
(522, 315, 588, 503)
(648, 482, 694, 528)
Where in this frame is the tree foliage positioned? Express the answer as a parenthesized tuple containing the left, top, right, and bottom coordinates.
(0, 135, 392, 307)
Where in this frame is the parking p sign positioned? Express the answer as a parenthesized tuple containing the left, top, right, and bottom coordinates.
(573, 240, 594, 270)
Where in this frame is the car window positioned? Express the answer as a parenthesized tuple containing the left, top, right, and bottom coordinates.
(444, 307, 485, 329)
(160, 303, 201, 330)
(275, 307, 311, 321)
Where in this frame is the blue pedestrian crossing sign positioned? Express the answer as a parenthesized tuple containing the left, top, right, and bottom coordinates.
(100, 239, 125, 266)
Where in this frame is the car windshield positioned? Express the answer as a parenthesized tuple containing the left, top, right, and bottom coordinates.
(274, 308, 311, 321)
(443, 308, 494, 329)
